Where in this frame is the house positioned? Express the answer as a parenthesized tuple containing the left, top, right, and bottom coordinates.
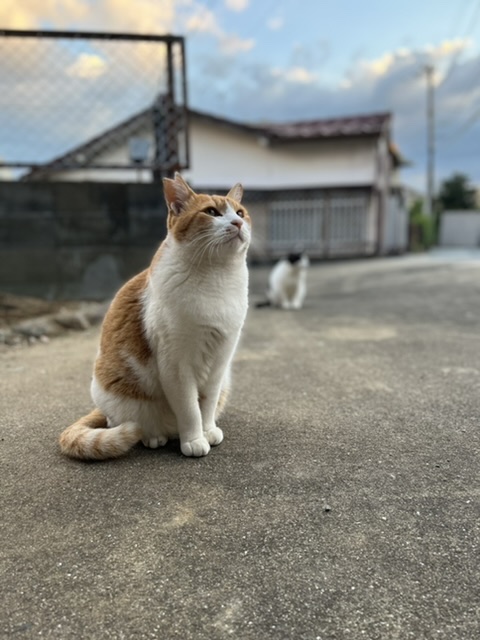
(24, 108, 408, 259)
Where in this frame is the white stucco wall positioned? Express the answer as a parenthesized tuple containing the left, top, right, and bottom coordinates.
(47, 166, 147, 182)
(46, 141, 150, 182)
(383, 193, 408, 253)
(440, 211, 480, 247)
(184, 119, 378, 190)
(44, 116, 378, 190)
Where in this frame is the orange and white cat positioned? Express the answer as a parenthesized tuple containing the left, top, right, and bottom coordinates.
(59, 173, 251, 460)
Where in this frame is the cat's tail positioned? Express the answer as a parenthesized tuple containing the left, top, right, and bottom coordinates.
(59, 409, 141, 460)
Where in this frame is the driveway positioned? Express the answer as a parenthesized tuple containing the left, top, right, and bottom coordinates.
(1, 252, 480, 639)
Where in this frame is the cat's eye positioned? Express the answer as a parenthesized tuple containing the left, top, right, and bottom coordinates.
(236, 210, 244, 218)
(205, 207, 222, 217)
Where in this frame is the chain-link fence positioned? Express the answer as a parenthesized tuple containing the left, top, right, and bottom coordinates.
(0, 29, 188, 181)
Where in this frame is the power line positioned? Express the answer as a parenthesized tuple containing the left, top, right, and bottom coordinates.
(439, 103, 480, 146)
(440, 0, 480, 87)
(433, 0, 480, 158)
(243, 0, 284, 43)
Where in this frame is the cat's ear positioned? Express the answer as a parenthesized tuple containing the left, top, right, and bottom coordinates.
(163, 172, 196, 215)
(227, 183, 243, 203)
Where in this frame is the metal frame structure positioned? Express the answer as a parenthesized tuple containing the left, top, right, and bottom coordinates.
(0, 29, 189, 179)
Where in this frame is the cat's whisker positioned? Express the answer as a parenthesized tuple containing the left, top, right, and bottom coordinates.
(190, 233, 223, 266)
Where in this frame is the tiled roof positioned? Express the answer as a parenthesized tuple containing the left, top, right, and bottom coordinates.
(189, 110, 405, 165)
(23, 108, 401, 179)
(260, 113, 391, 141)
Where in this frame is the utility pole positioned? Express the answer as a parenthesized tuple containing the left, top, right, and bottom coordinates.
(425, 64, 435, 217)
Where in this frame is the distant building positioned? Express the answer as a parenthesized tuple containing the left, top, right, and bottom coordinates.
(440, 210, 480, 248)
(0, 157, 13, 180)
(24, 108, 409, 259)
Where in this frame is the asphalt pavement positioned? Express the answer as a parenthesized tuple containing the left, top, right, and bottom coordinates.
(1, 251, 480, 639)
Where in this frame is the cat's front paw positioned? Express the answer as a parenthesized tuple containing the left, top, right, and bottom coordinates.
(204, 426, 224, 446)
(181, 437, 211, 457)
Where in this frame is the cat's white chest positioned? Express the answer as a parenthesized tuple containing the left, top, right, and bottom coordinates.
(145, 260, 248, 342)
(180, 268, 246, 324)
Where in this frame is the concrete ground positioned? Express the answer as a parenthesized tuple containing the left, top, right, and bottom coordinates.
(1, 251, 480, 639)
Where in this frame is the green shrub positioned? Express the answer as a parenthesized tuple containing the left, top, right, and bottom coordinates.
(409, 199, 437, 251)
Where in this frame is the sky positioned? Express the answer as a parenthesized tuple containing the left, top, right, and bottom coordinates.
(1, 0, 480, 192)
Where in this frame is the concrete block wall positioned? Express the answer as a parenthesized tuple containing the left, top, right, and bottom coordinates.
(439, 210, 480, 248)
(0, 182, 167, 300)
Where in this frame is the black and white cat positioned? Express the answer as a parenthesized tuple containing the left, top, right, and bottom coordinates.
(256, 253, 309, 310)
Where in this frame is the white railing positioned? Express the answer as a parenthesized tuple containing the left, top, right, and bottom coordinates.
(269, 193, 370, 255)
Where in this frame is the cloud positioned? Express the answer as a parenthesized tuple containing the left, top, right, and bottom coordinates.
(186, 8, 219, 34)
(184, 3, 255, 56)
(267, 16, 284, 31)
(0, 0, 176, 82)
(0, 1, 179, 167)
(225, 0, 249, 11)
(67, 53, 108, 78)
(350, 38, 471, 85)
(219, 34, 255, 55)
(0, 0, 177, 34)
(0, 1, 46, 29)
(190, 38, 480, 186)
(0, 0, 88, 30)
(0, 2, 478, 187)
(429, 37, 470, 61)
(272, 66, 318, 85)
(290, 40, 330, 74)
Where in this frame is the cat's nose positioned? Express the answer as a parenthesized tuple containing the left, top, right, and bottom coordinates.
(231, 219, 243, 229)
